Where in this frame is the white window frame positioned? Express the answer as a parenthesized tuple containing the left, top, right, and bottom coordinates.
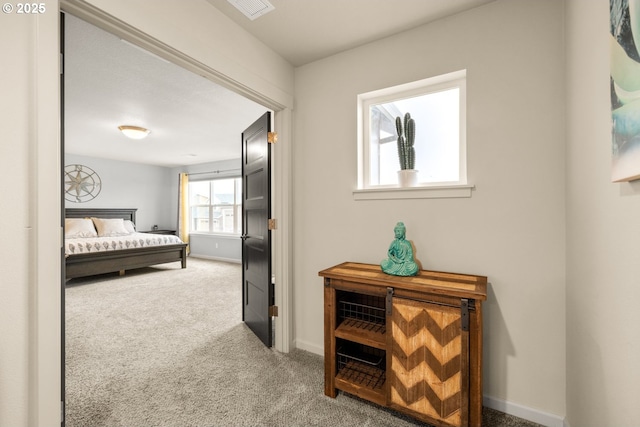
(355, 70, 473, 200)
(189, 177, 242, 236)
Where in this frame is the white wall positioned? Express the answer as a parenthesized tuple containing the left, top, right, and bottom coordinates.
(189, 234, 241, 262)
(65, 154, 175, 230)
(565, 0, 640, 425)
(293, 0, 566, 422)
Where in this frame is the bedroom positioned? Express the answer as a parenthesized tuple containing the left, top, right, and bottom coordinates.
(3, 1, 640, 426)
(63, 13, 267, 267)
(61, 12, 278, 422)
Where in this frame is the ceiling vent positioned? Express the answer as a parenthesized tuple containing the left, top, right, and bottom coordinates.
(228, 0, 275, 20)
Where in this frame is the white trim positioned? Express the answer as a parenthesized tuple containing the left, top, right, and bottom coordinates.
(188, 254, 241, 264)
(273, 108, 293, 353)
(294, 339, 323, 356)
(483, 395, 565, 427)
(300, 345, 567, 426)
(353, 184, 474, 200)
(34, 5, 63, 425)
(357, 70, 467, 190)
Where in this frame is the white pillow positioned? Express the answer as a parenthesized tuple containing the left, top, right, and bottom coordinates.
(124, 220, 136, 234)
(65, 218, 98, 238)
(91, 217, 131, 237)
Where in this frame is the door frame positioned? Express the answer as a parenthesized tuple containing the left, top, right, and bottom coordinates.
(59, 1, 294, 353)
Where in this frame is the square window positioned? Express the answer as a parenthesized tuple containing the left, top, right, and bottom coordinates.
(358, 70, 467, 189)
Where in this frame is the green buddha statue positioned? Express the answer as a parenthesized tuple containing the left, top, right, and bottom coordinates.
(381, 222, 419, 276)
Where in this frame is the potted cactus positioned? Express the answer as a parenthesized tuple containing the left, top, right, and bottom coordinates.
(395, 113, 418, 187)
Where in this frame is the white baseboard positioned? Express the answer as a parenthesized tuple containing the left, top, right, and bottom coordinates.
(294, 342, 567, 426)
(188, 254, 241, 264)
(483, 395, 565, 427)
(293, 339, 323, 356)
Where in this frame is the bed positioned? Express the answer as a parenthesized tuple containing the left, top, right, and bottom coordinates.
(65, 208, 187, 280)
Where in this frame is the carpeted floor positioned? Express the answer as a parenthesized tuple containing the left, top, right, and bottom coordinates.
(65, 257, 542, 427)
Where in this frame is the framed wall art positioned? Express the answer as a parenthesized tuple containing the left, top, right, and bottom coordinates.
(611, 0, 640, 182)
(64, 164, 102, 203)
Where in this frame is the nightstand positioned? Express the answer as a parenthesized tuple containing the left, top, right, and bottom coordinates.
(142, 230, 176, 236)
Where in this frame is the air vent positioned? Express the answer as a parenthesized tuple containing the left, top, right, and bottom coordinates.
(228, 0, 275, 20)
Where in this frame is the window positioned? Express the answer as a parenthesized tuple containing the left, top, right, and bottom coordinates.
(189, 177, 242, 234)
(358, 70, 467, 192)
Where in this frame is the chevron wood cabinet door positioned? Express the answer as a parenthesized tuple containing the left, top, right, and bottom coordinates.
(389, 298, 469, 426)
(320, 262, 487, 427)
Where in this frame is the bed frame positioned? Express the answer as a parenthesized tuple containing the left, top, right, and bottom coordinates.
(65, 208, 187, 280)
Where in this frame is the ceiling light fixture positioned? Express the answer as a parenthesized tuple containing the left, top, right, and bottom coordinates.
(118, 125, 150, 140)
(228, 0, 274, 20)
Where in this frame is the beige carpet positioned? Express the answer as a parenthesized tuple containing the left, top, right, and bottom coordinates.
(65, 257, 541, 427)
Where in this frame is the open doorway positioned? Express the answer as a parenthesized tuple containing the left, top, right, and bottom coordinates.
(63, 12, 267, 227)
(62, 11, 282, 425)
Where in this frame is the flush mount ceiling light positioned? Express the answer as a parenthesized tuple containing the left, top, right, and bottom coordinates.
(228, 0, 274, 20)
(118, 125, 150, 140)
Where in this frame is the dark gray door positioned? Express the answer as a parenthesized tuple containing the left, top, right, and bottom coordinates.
(241, 111, 272, 347)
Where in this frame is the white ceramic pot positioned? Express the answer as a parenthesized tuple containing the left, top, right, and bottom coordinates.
(397, 169, 418, 187)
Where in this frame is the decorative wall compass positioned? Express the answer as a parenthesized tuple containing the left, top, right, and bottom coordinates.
(64, 164, 102, 203)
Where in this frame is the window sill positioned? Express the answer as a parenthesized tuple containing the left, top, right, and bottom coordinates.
(353, 184, 475, 200)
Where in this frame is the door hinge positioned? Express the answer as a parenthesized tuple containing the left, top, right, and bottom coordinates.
(267, 131, 278, 144)
(461, 298, 469, 332)
(269, 305, 278, 317)
(386, 287, 394, 316)
(268, 218, 277, 230)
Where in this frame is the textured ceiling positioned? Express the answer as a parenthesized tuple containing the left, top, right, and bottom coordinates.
(205, 0, 496, 67)
(64, 14, 267, 167)
(64, 0, 495, 167)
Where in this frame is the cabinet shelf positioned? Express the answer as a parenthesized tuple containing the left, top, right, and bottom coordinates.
(335, 319, 386, 349)
(335, 337, 386, 404)
(335, 296, 386, 348)
(337, 355, 385, 385)
(335, 358, 386, 405)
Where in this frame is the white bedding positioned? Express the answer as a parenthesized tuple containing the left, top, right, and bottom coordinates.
(65, 232, 184, 256)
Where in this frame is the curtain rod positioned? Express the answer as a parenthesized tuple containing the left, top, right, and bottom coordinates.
(187, 168, 241, 176)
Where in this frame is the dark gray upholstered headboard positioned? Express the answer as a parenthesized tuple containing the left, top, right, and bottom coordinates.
(65, 208, 137, 224)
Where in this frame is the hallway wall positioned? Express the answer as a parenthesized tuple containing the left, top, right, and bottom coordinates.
(565, 0, 640, 425)
(293, 0, 566, 422)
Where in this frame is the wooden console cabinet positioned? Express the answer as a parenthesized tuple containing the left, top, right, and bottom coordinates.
(319, 262, 487, 427)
